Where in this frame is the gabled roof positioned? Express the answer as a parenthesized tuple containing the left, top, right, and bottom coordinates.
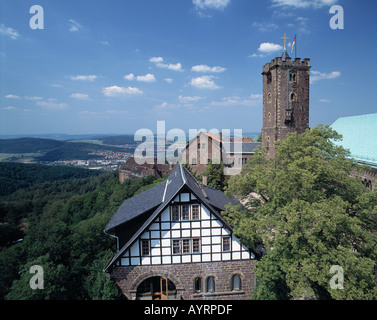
(331, 113, 377, 167)
(104, 164, 239, 271)
(185, 131, 261, 155)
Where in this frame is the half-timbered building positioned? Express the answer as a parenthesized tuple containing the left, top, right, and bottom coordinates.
(104, 164, 255, 300)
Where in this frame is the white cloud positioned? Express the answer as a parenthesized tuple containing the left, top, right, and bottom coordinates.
(103, 86, 143, 97)
(37, 100, 68, 110)
(271, 0, 338, 9)
(258, 42, 283, 53)
(178, 95, 206, 103)
(124, 73, 135, 81)
(210, 94, 262, 107)
(136, 74, 156, 82)
(124, 73, 156, 82)
(191, 64, 226, 73)
(154, 102, 181, 113)
(193, 0, 231, 10)
(190, 75, 221, 90)
(310, 70, 341, 84)
(25, 96, 43, 100)
(252, 22, 279, 32)
(70, 93, 89, 100)
(149, 57, 183, 72)
(0, 24, 19, 40)
(68, 19, 82, 32)
(150, 57, 163, 63)
(164, 78, 174, 83)
(5, 94, 21, 99)
(249, 42, 283, 58)
(70, 75, 97, 81)
(320, 99, 331, 103)
(0, 106, 17, 110)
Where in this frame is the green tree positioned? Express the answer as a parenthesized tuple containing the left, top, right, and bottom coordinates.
(224, 125, 377, 300)
(204, 159, 226, 191)
(5, 254, 70, 300)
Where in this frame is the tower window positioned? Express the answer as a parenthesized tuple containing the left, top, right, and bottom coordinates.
(223, 236, 231, 251)
(172, 205, 180, 221)
(267, 93, 272, 103)
(206, 276, 215, 293)
(192, 204, 200, 220)
(232, 274, 241, 291)
(192, 238, 200, 253)
(182, 204, 190, 220)
(290, 92, 296, 101)
(172, 240, 181, 254)
(182, 239, 190, 253)
(268, 112, 271, 122)
(141, 240, 150, 256)
(289, 73, 296, 82)
(194, 277, 202, 293)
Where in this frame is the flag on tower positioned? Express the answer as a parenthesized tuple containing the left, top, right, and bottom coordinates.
(291, 34, 296, 54)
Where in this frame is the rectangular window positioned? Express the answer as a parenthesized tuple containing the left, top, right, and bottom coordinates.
(222, 236, 231, 252)
(173, 240, 181, 254)
(182, 204, 190, 220)
(182, 239, 190, 254)
(192, 204, 200, 220)
(192, 238, 200, 253)
(172, 205, 180, 221)
(141, 240, 150, 256)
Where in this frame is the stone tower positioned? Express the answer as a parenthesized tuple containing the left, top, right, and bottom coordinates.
(261, 34, 311, 158)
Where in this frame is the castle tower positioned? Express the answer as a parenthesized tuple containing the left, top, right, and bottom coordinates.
(261, 33, 311, 158)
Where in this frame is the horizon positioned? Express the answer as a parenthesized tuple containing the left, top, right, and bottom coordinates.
(1, 1, 376, 135)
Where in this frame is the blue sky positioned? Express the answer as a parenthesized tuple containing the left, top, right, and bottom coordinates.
(0, 0, 376, 135)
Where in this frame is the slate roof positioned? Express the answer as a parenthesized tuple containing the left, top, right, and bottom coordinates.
(331, 113, 377, 167)
(104, 164, 239, 271)
(223, 141, 261, 154)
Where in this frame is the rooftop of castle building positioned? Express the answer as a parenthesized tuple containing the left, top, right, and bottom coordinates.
(331, 113, 377, 167)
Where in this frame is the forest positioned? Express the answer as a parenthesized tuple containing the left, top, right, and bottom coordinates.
(0, 162, 163, 300)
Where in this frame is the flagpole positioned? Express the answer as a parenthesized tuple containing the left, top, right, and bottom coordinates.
(295, 34, 297, 59)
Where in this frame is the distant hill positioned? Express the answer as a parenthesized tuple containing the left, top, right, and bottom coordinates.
(0, 138, 64, 153)
(0, 137, 135, 162)
(96, 135, 136, 146)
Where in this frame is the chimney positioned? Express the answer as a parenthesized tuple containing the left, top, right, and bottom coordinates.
(202, 174, 208, 186)
(218, 131, 222, 142)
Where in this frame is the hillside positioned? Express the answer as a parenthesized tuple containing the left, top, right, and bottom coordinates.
(0, 162, 101, 197)
(0, 162, 162, 299)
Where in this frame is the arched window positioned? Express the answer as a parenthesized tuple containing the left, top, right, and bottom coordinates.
(206, 276, 215, 293)
(232, 274, 241, 291)
(194, 277, 202, 293)
(290, 92, 296, 101)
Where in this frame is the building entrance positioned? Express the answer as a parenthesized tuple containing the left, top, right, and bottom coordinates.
(136, 276, 177, 300)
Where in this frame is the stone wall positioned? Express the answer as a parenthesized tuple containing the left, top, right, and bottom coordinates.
(110, 260, 255, 300)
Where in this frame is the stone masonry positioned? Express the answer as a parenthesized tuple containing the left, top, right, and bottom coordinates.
(110, 260, 255, 300)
